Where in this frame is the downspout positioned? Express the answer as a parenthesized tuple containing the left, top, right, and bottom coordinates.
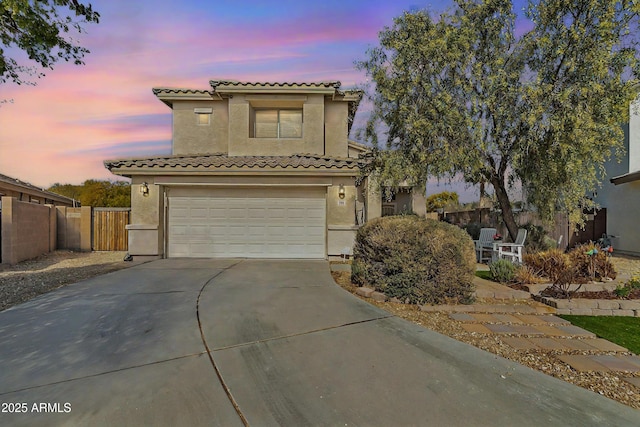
(163, 188, 168, 258)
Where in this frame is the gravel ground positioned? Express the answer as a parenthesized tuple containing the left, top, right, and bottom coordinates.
(0, 250, 135, 312)
(332, 270, 640, 410)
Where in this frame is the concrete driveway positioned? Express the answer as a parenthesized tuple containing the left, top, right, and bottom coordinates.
(1, 259, 639, 426)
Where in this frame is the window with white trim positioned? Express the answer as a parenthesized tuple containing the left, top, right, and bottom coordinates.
(253, 109, 302, 138)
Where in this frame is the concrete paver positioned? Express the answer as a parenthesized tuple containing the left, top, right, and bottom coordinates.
(557, 324, 597, 337)
(449, 313, 475, 322)
(470, 313, 499, 323)
(492, 314, 524, 324)
(592, 355, 640, 372)
(514, 314, 570, 324)
(585, 339, 629, 352)
(554, 337, 616, 351)
(559, 355, 611, 372)
(530, 324, 576, 336)
(484, 324, 519, 334)
(527, 337, 569, 351)
(502, 337, 538, 350)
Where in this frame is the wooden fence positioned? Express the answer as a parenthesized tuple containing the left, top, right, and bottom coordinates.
(443, 207, 607, 249)
(92, 208, 129, 251)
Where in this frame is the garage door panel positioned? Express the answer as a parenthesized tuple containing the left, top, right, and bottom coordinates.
(168, 189, 325, 258)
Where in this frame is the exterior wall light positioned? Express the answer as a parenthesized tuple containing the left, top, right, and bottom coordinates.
(140, 182, 150, 196)
(338, 184, 345, 199)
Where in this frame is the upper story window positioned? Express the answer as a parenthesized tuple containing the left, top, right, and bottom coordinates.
(194, 107, 212, 126)
(253, 109, 302, 138)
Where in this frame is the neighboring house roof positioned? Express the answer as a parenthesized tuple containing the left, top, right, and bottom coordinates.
(348, 140, 370, 153)
(105, 153, 363, 176)
(0, 173, 76, 205)
(610, 170, 640, 185)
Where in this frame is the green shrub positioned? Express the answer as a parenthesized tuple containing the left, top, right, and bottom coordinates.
(612, 273, 640, 298)
(352, 216, 476, 305)
(614, 285, 631, 298)
(489, 259, 517, 283)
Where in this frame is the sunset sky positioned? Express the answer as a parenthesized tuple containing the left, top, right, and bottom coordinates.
(0, 0, 529, 200)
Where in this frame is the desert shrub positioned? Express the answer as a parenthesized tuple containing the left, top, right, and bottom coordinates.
(523, 245, 618, 297)
(513, 265, 543, 285)
(352, 216, 476, 305)
(462, 222, 491, 240)
(523, 252, 546, 277)
(489, 259, 517, 283)
(567, 243, 617, 281)
(522, 249, 578, 296)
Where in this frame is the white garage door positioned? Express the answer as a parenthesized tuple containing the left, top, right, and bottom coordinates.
(168, 187, 326, 258)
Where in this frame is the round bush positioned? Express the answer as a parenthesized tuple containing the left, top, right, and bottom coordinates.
(351, 216, 476, 305)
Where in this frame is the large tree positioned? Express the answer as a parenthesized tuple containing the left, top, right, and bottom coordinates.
(49, 180, 130, 207)
(357, 0, 640, 241)
(1, 0, 100, 86)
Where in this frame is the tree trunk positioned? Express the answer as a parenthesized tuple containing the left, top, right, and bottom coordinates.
(491, 177, 518, 242)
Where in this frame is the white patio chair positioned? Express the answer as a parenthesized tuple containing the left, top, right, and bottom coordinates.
(474, 228, 497, 263)
(494, 228, 527, 264)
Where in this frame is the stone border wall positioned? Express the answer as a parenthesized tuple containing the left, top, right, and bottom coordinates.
(535, 295, 640, 317)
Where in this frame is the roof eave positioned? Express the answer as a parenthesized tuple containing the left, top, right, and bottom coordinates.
(152, 88, 216, 107)
(105, 167, 360, 178)
(610, 170, 640, 185)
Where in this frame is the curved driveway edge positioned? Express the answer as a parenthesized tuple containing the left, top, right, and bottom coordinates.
(0, 258, 639, 426)
(199, 260, 640, 426)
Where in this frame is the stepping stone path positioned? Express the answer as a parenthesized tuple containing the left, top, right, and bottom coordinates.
(447, 310, 640, 387)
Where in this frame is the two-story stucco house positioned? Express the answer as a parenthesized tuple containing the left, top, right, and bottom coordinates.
(105, 80, 426, 260)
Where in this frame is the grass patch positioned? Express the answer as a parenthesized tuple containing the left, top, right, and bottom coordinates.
(558, 315, 640, 354)
(475, 270, 492, 281)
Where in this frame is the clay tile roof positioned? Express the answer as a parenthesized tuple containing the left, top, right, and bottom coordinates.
(104, 153, 363, 173)
(151, 88, 212, 95)
(209, 80, 342, 89)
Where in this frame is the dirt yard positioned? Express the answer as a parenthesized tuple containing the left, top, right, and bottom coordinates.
(0, 251, 136, 312)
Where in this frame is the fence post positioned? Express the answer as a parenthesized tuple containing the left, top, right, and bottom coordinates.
(80, 206, 92, 252)
(1, 197, 16, 265)
(47, 204, 56, 252)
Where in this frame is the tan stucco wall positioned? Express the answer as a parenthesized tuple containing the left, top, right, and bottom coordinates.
(127, 177, 164, 257)
(1, 197, 56, 265)
(326, 177, 360, 256)
(325, 101, 348, 157)
(55, 207, 92, 252)
(227, 94, 325, 156)
(365, 177, 382, 221)
(326, 179, 356, 226)
(412, 189, 427, 216)
(172, 100, 228, 155)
